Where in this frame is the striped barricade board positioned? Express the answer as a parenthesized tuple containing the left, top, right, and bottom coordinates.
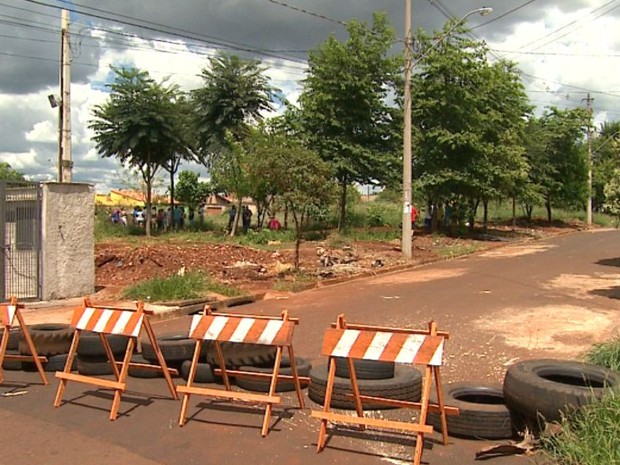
(0, 297, 48, 385)
(178, 308, 304, 437)
(311, 315, 458, 465)
(54, 298, 178, 421)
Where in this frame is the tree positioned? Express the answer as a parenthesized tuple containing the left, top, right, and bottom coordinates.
(175, 170, 212, 208)
(0, 162, 25, 181)
(253, 136, 336, 268)
(192, 54, 277, 235)
(89, 67, 192, 236)
(592, 121, 620, 212)
(603, 168, 620, 225)
(297, 12, 402, 230)
(410, 22, 530, 232)
(192, 54, 277, 150)
(524, 108, 588, 223)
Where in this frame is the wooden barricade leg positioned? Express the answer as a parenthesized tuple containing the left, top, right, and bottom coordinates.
(214, 341, 231, 390)
(16, 309, 49, 384)
(54, 329, 81, 407)
(101, 333, 121, 379)
(433, 366, 449, 445)
(142, 317, 177, 399)
(287, 345, 304, 409)
(346, 357, 365, 429)
(316, 356, 337, 452)
(178, 339, 203, 426)
(0, 325, 9, 384)
(413, 364, 434, 465)
(261, 345, 283, 437)
(109, 338, 135, 421)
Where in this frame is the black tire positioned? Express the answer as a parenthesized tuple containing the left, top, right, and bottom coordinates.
(205, 342, 277, 368)
(180, 360, 215, 383)
(2, 349, 23, 370)
(7, 328, 22, 351)
(503, 359, 620, 424)
(427, 383, 515, 440)
(309, 363, 422, 410)
(77, 332, 130, 357)
(76, 355, 118, 376)
(23, 353, 77, 373)
(18, 323, 74, 356)
(236, 357, 311, 393)
(128, 354, 163, 379)
(334, 357, 395, 380)
(141, 334, 198, 363)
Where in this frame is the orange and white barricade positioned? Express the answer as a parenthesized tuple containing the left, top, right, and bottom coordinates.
(311, 315, 459, 465)
(178, 306, 305, 437)
(54, 298, 178, 420)
(0, 296, 48, 385)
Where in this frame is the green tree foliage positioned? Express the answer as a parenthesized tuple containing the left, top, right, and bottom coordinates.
(0, 162, 25, 181)
(89, 67, 191, 236)
(252, 135, 336, 268)
(175, 170, 212, 208)
(603, 168, 620, 224)
(411, 23, 530, 231)
(297, 12, 403, 231)
(192, 54, 277, 235)
(523, 108, 588, 222)
(192, 54, 277, 152)
(592, 121, 620, 212)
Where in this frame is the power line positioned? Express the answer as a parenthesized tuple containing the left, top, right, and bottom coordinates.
(264, 0, 347, 27)
(19, 0, 309, 65)
(472, 0, 537, 30)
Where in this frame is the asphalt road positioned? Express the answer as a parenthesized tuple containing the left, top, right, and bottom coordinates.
(2, 228, 619, 465)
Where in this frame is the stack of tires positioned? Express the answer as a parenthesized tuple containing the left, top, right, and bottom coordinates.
(4, 324, 75, 372)
(502, 359, 620, 429)
(138, 334, 310, 391)
(308, 358, 422, 409)
(75, 331, 130, 375)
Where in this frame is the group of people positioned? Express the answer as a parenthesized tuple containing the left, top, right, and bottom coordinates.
(227, 205, 282, 233)
(110, 204, 206, 231)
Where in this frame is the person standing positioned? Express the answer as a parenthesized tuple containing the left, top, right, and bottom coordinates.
(242, 205, 252, 233)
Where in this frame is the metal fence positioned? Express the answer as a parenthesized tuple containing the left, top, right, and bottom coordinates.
(0, 181, 42, 301)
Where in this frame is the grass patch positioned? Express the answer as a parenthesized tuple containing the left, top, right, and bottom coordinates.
(273, 272, 316, 293)
(540, 389, 620, 465)
(436, 241, 482, 258)
(123, 272, 241, 302)
(584, 337, 620, 371)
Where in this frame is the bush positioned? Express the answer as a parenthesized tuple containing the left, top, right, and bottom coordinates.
(237, 228, 295, 245)
(540, 389, 620, 465)
(584, 337, 620, 371)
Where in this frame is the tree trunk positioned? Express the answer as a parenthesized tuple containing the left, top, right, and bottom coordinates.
(292, 208, 302, 269)
(524, 203, 533, 222)
(284, 204, 289, 230)
(230, 197, 243, 237)
(337, 179, 347, 231)
(482, 198, 488, 233)
(512, 196, 516, 228)
(545, 198, 552, 224)
(169, 168, 175, 220)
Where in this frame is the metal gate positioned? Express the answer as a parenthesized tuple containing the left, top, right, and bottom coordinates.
(0, 181, 42, 301)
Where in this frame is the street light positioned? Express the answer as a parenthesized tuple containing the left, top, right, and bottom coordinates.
(401, 6, 493, 258)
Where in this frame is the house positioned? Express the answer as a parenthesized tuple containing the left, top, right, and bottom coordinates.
(204, 193, 232, 216)
(95, 189, 172, 208)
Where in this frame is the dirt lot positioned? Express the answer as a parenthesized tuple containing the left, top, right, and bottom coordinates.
(94, 222, 580, 299)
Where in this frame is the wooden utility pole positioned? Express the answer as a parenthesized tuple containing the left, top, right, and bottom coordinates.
(60, 9, 72, 183)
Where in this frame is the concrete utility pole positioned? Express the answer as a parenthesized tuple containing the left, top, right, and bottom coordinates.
(60, 9, 73, 183)
(400, 5, 492, 258)
(585, 93, 594, 227)
(401, 0, 413, 258)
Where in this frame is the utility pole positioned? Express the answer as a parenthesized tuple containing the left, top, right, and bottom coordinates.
(401, 0, 413, 258)
(585, 93, 594, 227)
(60, 9, 73, 183)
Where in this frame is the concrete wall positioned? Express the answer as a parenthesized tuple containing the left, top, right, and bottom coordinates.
(41, 183, 94, 300)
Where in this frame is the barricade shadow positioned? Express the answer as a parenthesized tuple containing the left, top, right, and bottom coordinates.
(184, 399, 296, 431)
(57, 388, 156, 418)
(314, 424, 440, 462)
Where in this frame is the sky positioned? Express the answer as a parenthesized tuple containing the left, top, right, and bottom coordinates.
(1, 0, 619, 193)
